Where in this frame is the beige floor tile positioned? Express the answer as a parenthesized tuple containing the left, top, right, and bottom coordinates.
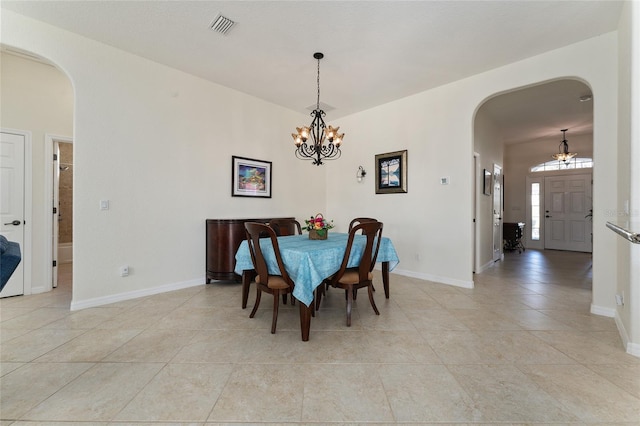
(378, 364, 475, 422)
(0, 307, 38, 322)
(42, 306, 126, 329)
(34, 328, 141, 362)
(300, 363, 394, 422)
(361, 330, 442, 363)
(586, 364, 640, 398)
(519, 364, 640, 422)
(96, 304, 173, 330)
(207, 364, 305, 422)
(104, 328, 198, 362)
(449, 308, 523, 330)
(153, 306, 263, 330)
(9, 422, 109, 426)
(422, 330, 504, 364)
(0, 328, 30, 344)
(489, 308, 573, 330)
(0, 362, 94, 419)
(172, 329, 287, 363)
(448, 364, 578, 423)
(114, 363, 234, 422)
(530, 330, 638, 364)
(0, 307, 71, 330)
(0, 328, 87, 362)
(404, 308, 470, 331)
(23, 362, 164, 421)
(0, 361, 24, 377)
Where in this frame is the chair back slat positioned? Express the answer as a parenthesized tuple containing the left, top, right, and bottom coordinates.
(244, 222, 293, 288)
(348, 217, 377, 233)
(332, 221, 383, 284)
(269, 218, 302, 236)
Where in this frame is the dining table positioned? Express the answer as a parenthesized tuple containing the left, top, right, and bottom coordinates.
(234, 232, 400, 341)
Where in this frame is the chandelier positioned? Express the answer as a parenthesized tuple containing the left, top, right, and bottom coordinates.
(292, 52, 344, 166)
(552, 129, 577, 164)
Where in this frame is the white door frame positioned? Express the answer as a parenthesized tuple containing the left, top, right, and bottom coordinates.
(492, 164, 503, 262)
(1, 128, 33, 295)
(473, 152, 480, 273)
(44, 133, 72, 293)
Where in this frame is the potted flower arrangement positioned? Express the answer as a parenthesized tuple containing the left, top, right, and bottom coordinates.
(305, 213, 334, 240)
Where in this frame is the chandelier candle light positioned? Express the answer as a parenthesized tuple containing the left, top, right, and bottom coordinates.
(292, 52, 344, 166)
(552, 128, 577, 164)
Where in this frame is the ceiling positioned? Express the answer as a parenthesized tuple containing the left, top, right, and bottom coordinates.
(1, 1, 622, 142)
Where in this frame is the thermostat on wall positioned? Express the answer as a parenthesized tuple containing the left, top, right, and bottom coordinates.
(440, 176, 450, 185)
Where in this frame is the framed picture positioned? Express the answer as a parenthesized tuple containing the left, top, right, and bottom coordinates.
(483, 168, 492, 195)
(231, 156, 272, 198)
(375, 150, 408, 194)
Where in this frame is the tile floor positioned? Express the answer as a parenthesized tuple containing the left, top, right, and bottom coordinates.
(1, 250, 639, 425)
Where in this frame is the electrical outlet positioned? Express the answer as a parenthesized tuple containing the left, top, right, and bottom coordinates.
(120, 265, 129, 277)
(615, 293, 624, 306)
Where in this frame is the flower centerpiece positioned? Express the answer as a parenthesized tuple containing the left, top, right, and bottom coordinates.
(305, 213, 334, 240)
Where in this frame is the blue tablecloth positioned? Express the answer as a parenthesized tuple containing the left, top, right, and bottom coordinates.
(235, 233, 399, 307)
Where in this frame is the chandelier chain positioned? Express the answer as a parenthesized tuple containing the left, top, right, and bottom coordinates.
(316, 57, 321, 110)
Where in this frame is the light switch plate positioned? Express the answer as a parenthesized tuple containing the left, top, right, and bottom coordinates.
(100, 200, 109, 210)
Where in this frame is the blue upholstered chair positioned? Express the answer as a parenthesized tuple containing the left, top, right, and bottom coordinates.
(0, 235, 22, 292)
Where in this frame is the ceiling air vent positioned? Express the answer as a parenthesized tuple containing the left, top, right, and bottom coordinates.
(210, 14, 235, 35)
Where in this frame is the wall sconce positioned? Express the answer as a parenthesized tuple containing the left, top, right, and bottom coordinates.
(356, 166, 367, 182)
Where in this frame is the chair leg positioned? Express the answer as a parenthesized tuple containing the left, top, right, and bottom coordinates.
(250, 288, 262, 318)
(271, 290, 280, 334)
(367, 284, 380, 315)
(315, 285, 323, 311)
(346, 285, 354, 327)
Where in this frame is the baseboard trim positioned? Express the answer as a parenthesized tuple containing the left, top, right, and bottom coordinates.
(613, 310, 640, 358)
(70, 277, 205, 311)
(388, 267, 474, 289)
(590, 303, 615, 317)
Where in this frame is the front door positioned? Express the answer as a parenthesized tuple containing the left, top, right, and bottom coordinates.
(544, 174, 592, 252)
(1, 131, 26, 297)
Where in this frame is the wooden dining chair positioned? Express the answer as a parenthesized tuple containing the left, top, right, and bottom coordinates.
(269, 218, 302, 236)
(348, 217, 377, 233)
(320, 221, 383, 326)
(244, 222, 295, 333)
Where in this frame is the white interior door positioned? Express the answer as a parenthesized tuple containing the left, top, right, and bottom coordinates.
(1, 131, 25, 297)
(492, 164, 502, 262)
(544, 174, 593, 252)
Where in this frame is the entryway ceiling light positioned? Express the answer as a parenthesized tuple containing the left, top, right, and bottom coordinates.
(552, 129, 577, 164)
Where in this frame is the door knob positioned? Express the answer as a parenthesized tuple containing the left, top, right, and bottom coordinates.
(4, 220, 21, 226)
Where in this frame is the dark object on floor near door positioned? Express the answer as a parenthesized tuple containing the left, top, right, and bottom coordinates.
(503, 222, 526, 253)
(0, 235, 21, 291)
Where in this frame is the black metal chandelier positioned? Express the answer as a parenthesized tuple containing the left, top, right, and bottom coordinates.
(552, 129, 577, 164)
(292, 52, 344, 166)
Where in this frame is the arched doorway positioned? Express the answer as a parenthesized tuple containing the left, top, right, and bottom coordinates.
(0, 45, 74, 298)
(473, 78, 593, 269)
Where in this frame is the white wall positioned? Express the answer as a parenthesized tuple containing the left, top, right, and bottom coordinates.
(616, 0, 640, 356)
(328, 32, 620, 313)
(0, 52, 74, 293)
(1, 10, 324, 307)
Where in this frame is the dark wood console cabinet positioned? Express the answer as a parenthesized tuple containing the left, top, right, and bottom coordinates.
(206, 217, 294, 282)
